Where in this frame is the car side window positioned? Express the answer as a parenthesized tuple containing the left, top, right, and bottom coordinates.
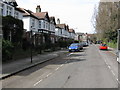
(102, 44, 106, 46)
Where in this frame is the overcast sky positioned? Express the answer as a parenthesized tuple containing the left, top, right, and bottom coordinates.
(16, 0, 100, 33)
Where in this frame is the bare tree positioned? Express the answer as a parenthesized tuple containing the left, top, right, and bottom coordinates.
(92, 1, 119, 42)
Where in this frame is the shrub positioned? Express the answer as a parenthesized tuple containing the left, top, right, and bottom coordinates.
(2, 39, 14, 61)
(35, 43, 47, 54)
(51, 43, 57, 51)
(57, 40, 72, 48)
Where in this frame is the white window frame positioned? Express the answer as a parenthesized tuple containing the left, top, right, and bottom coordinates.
(43, 21, 45, 29)
(39, 20, 41, 28)
(7, 6, 12, 16)
(31, 18, 35, 27)
(15, 11, 19, 19)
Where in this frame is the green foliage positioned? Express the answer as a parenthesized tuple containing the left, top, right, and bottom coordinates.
(107, 41, 117, 48)
(58, 40, 67, 48)
(2, 16, 25, 62)
(2, 39, 14, 61)
(35, 43, 46, 54)
(102, 39, 117, 49)
(45, 42, 51, 49)
(105, 30, 117, 43)
(35, 39, 74, 53)
(0, 39, 2, 49)
(12, 48, 37, 60)
(51, 43, 57, 51)
(22, 38, 30, 51)
(74, 40, 79, 43)
(57, 39, 74, 48)
(2, 16, 24, 43)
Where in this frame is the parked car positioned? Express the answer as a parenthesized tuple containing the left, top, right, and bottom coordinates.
(79, 43, 83, 49)
(99, 44, 108, 50)
(82, 42, 89, 47)
(68, 43, 83, 52)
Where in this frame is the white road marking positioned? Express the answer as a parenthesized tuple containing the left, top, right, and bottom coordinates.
(60, 64, 64, 67)
(111, 70, 115, 76)
(95, 45, 120, 84)
(108, 65, 111, 69)
(67, 53, 73, 56)
(46, 73, 52, 77)
(34, 79, 43, 86)
(106, 62, 108, 65)
(34, 59, 67, 87)
(116, 79, 120, 84)
(34, 64, 64, 87)
(34, 72, 53, 86)
(55, 67, 60, 71)
(34, 50, 85, 87)
(108, 47, 116, 55)
(110, 51, 116, 55)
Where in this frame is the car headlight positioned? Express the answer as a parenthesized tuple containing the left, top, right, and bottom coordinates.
(69, 48, 71, 49)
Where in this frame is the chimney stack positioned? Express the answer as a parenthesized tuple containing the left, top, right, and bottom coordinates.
(57, 18, 60, 24)
(36, 5, 41, 13)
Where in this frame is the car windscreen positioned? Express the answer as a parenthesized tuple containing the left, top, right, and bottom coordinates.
(102, 44, 107, 46)
(70, 44, 78, 47)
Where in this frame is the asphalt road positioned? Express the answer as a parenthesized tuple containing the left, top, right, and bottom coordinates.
(2, 44, 118, 88)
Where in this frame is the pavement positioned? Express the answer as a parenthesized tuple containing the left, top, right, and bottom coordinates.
(108, 46, 117, 55)
(1, 49, 67, 80)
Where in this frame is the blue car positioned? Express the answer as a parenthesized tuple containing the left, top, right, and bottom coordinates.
(68, 43, 83, 52)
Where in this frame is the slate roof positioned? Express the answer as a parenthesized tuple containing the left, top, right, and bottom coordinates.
(19, 8, 39, 19)
(32, 12, 49, 20)
(69, 29, 75, 33)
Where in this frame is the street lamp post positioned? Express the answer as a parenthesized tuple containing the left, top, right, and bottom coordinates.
(30, 26, 33, 63)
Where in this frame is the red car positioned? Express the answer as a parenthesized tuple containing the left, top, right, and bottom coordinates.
(99, 44, 108, 50)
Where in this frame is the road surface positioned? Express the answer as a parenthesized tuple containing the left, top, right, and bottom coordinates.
(2, 44, 118, 88)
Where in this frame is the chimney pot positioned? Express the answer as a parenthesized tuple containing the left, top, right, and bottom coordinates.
(36, 5, 41, 13)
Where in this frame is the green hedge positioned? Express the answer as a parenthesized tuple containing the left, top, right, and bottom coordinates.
(107, 42, 117, 49)
(2, 39, 14, 61)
